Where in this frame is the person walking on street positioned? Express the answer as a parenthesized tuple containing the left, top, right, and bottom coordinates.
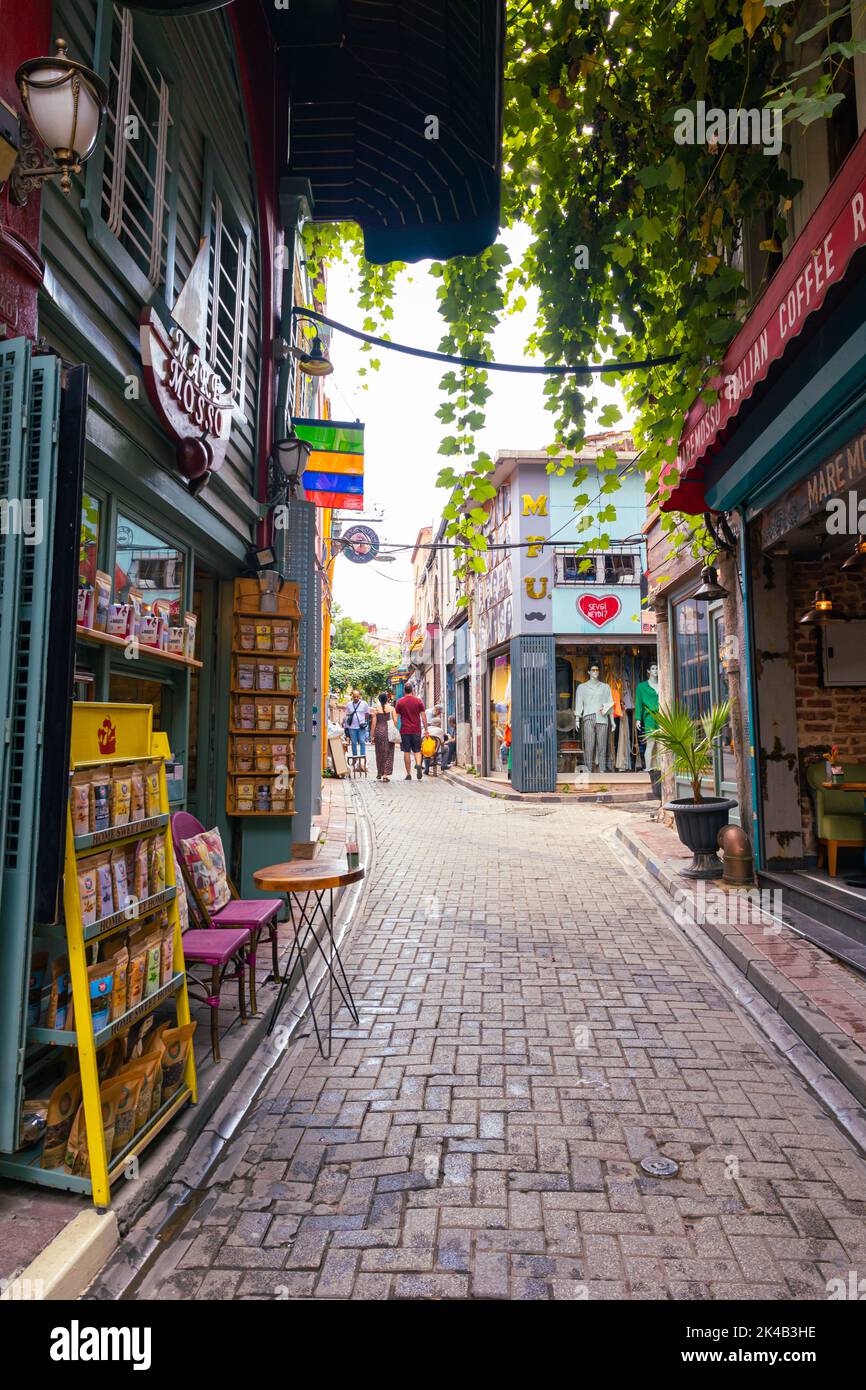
(371, 690, 398, 781)
(344, 689, 371, 759)
(395, 680, 428, 781)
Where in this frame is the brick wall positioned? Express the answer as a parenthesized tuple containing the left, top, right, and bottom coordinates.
(792, 556, 866, 848)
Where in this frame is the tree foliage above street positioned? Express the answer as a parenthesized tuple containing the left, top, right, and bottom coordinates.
(305, 1, 866, 584)
(329, 610, 400, 699)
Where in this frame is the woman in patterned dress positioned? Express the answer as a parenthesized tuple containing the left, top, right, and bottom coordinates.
(371, 691, 398, 781)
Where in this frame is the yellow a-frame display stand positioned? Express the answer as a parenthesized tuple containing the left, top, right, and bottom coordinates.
(0, 703, 197, 1206)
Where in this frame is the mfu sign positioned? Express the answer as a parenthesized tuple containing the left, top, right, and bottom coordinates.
(140, 238, 233, 492)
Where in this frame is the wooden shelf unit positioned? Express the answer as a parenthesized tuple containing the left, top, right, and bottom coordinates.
(227, 579, 301, 818)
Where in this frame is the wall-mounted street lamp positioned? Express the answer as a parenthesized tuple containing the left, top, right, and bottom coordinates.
(3, 39, 107, 206)
(799, 588, 847, 625)
(266, 428, 313, 502)
(692, 564, 729, 603)
(292, 331, 334, 378)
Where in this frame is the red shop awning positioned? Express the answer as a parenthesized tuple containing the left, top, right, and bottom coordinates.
(662, 127, 866, 515)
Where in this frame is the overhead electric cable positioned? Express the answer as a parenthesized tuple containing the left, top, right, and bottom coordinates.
(293, 307, 681, 375)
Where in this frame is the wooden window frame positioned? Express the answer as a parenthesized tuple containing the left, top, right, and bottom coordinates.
(202, 145, 252, 421)
(83, 1, 179, 304)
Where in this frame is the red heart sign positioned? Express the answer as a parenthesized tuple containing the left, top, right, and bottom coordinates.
(577, 594, 622, 628)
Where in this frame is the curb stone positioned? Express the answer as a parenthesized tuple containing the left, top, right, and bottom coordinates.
(444, 768, 654, 807)
(612, 820, 866, 1152)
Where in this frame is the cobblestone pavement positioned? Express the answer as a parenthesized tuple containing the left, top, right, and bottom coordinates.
(135, 775, 866, 1301)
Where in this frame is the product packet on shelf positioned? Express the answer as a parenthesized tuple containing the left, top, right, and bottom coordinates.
(106, 602, 130, 638)
(144, 762, 161, 819)
(110, 1071, 145, 1158)
(158, 915, 174, 985)
(142, 932, 162, 999)
(110, 765, 132, 827)
(19, 1098, 48, 1150)
(126, 936, 148, 1011)
(132, 838, 148, 904)
(110, 848, 130, 913)
(93, 854, 114, 921)
(184, 611, 197, 660)
(77, 862, 98, 927)
(47, 955, 72, 1029)
(70, 770, 92, 837)
(77, 584, 94, 629)
(139, 605, 158, 647)
(101, 940, 129, 1022)
(88, 959, 114, 1033)
(42, 1073, 82, 1170)
(127, 587, 142, 638)
(130, 768, 146, 822)
(255, 622, 272, 652)
(91, 770, 111, 834)
(158, 1022, 196, 1102)
(92, 572, 111, 632)
(148, 837, 166, 896)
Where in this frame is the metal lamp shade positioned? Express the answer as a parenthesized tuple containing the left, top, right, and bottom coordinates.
(17, 40, 107, 180)
(692, 564, 729, 603)
(799, 589, 846, 625)
(273, 434, 312, 484)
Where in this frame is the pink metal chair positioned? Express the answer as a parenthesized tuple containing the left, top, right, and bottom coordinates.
(181, 927, 251, 1063)
(171, 812, 283, 1015)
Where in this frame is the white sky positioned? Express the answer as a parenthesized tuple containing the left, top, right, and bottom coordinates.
(325, 226, 628, 631)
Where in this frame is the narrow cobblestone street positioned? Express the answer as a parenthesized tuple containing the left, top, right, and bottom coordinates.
(133, 777, 866, 1301)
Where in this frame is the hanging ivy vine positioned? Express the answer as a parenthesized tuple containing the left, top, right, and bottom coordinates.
(299, 0, 866, 584)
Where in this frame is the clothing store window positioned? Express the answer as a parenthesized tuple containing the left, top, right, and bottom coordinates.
(673, 597, 710, 719)
(489, 652, 511, 776)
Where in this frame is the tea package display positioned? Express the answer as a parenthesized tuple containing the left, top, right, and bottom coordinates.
(110, 848, 130, 913)
(91, 770, 111, 834)
(277, 662, 294, 692)
(70, 770, 92, 837)
(127, 587, 143, 638)
(65, 1079, 125, 1177)
(144, 762, 161, 819)
(88, 959, 114, 1033)
(274, 702, 290, 731)
(235, 739, 253, 772)
(77, 584, 94, 628)
(235, 779, 255, 813)
(93, 854, 114, 921)
(160, 919, 174, 985)
(109, 1070, 145, 1158)
(139, 605, 158, 647)
(255, 741, 272, 773)
(167, 626, 186, 655)
(129, 768, 146, 822)
(158, 1022, 196, 1101)
(239, 620, 255, 651)
(142, 932, 162, 1000)
(93, 571, 111, 632)
(237, 701, 255, 730)
(184, 611, 197, 660)
(47, 955, 72, 1030)
(237, 660, 255, 691)
(77, 862, 98, 927)
(257, 661, 275, 691)
(255, 622, 272, 651)
(42, 1073, 82, 1170)
(110, 766, 132, 827)
(148, 837, 166, 897)
(256, 702, 273, 731)
(106, 602, 130, 637)
(126, 935, 148, 1011)
(102, 940, 129, 1021)
(132, 838, 148, 904)
(273, 623, 290, 653)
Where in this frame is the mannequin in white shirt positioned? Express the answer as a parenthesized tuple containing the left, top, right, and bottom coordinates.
(574, 665, 614, 772)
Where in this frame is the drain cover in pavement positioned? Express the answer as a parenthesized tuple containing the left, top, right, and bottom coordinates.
(640, 1156, 680, 1178)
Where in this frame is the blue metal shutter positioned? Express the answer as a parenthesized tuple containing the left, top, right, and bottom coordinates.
(0, 339, 31, 883)
(0, 350, 61, 1153)
(510, 634, 556, 793)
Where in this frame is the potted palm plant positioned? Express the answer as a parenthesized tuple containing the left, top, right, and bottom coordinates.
(652, 700, 737, 879)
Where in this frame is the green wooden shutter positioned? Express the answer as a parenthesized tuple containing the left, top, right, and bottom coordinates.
(0, 347, 61, 1153)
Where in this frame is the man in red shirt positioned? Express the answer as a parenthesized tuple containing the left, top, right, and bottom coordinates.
(395, 680, 429, 781)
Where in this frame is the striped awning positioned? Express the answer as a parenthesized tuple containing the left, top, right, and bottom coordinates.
(271, 0, 504, 265)
(293, 417, 365, 511)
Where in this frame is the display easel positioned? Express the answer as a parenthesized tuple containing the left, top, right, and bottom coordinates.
(0, 703, 196, 1206)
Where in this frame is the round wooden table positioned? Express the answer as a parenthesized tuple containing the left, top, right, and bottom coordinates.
(253, 859, 364, 1057)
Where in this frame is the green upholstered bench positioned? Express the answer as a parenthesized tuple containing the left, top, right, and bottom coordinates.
(805, 761, 866, 876)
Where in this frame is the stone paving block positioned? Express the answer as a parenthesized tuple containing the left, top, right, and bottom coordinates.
(133, 782, 866, 1303)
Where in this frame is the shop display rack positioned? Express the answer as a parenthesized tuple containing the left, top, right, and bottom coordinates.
(226, 579, 301, 817)
(0, 703, 197, 1204)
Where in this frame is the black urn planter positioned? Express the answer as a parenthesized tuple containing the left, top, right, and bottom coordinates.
(663, 797, 738, 879)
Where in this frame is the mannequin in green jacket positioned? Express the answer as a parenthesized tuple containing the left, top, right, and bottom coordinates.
(635, 663, 661, 793)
